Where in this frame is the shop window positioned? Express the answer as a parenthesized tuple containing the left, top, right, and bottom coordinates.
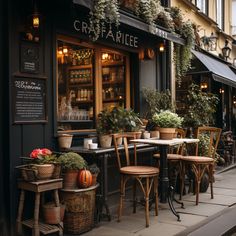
(101, 51, 126, 109)
(56, 37, 129, 132)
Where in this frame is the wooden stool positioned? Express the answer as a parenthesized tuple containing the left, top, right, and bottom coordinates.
(16, 178, 63, 236)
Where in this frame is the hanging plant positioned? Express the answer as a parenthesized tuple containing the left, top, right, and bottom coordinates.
(169, 7, 195, 86)
(134, 0, 164, 31)
(89, 0, 120, 41)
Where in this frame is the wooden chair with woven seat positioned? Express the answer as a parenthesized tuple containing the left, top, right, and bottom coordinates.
(113, 133, 159, 227)
(180, 127, 222, 205)
(153, 128, 186, 200)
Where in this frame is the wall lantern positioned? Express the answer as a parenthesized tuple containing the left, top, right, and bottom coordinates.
(199, 29, 218, 51)
(200, 82, 208, 90)
(159, 43, 165, 52)
(222, 40, 231, 61)
(233, 96, 236, 107)
(219, 88, 225, 94)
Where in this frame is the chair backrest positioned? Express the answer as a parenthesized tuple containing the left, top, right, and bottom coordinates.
(169, 128, 186, 155)
(195, 127, 222, 158)
(113, 133, 137, 170)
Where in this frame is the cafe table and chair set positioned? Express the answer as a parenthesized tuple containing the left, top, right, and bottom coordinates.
(16, 126, 222, 235)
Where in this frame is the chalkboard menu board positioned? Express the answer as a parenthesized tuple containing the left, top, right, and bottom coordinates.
(13, 76, 47, 123)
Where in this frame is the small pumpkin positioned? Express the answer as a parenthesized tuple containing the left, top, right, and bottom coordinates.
(78, 169, 92, 188)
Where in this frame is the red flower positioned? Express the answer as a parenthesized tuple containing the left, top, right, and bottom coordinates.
(30, 149, 42, 159)
(30, 148, 52, 159)
(41, 148, 52, 156)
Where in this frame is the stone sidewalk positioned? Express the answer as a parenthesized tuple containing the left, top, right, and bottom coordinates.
(81, 166, 236, 236)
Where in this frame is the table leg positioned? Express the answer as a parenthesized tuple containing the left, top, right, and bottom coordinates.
(159, 145, 169, 203)
(101, 154, 111, 221)
(33, 192, 40, 236)
(54, 190, 60, 207)
(16, 190, 25, 235)
(160, 145, 181, 221)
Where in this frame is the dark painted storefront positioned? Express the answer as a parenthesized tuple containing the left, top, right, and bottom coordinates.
(1, 0, 183, 235)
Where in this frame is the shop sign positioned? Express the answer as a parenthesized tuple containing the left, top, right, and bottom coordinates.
(73, 20, 139, 48)
(20, 42, 40, 74)
(13, 76, 47, 123)
(149, 25, 168, 39)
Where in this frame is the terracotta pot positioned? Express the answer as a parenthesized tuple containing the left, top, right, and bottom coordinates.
(58, 134, 73, 149)
(150, 130, 160, 138)
(99, 134, 112, 148)
(91, 173, 98, 186)
(63, 170, 79, 189)
(43, 202, 65, 224)
(35, 164, 54, 180)
(158, 128, 176, 140)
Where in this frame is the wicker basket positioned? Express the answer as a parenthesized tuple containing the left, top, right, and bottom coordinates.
(16, 164, 61, 182)
(60, 185, 98, 234)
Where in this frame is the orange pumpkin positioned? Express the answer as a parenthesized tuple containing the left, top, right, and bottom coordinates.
(78, 169, 92, 188)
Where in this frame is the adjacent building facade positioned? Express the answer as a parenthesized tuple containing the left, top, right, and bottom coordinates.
(172, 0, 236, 132)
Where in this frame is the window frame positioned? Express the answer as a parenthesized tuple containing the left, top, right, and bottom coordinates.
(195, 0, 209, 15)
(216, 0, 225, 30)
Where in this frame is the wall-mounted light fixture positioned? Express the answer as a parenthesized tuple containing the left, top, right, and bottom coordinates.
(199, 29, 218, 51)
(200, 82, 208, 90)
(31, 0, 41, 29)
(233, 96, 236, 107)
(222, 40, 231, 61)
(159, 42, 165, 52)
(219, 88, 225, 94)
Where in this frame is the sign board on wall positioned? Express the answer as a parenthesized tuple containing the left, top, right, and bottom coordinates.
(20, 42, 40, 74)
(13, 76, 47, 123)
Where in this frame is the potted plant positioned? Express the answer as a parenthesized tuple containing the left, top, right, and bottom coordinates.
(96, 108, 121, 148)
(88, 163, 100, 186)
(142, 88, 175, 137)
(152, 110, 183, 139)
(58, 152, 87, 189)
(29, 148, 55, 180)
(183, 83, 219, 130)
(118, 107, 143, 138)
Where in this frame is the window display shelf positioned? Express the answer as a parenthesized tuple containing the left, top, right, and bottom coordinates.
(58, 120, 93, 123)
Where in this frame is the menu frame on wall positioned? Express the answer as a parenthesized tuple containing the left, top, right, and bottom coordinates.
(12, 74, 47, 123)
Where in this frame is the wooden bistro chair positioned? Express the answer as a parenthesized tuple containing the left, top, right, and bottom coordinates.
(153, 128, 186, 201)
(113, 133, 159, 227)
(180, 127, 222, 205)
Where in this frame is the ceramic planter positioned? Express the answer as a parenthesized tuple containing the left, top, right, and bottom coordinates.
(158, 128, 176, 140)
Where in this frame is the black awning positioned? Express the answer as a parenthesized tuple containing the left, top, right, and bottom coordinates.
(72, 0, 185, 45)
(192, 50, 236, 88)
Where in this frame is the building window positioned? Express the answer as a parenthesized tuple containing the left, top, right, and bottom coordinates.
(196, 0, 208, 14)
(216, 0, 224, 30)
(56, 36, 129, 132)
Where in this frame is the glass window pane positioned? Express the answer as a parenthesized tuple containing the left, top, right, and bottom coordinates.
(57, 39, 95, 131)
(101, 51, 126, 110)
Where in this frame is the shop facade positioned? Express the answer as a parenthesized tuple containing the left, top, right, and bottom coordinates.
(1, 0, 184, 235)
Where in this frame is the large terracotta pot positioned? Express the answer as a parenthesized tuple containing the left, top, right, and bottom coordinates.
(63, 170, 79, 189)
(158, 128, 176, 140)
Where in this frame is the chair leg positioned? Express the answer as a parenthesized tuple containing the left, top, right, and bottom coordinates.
(209, 164, 214, 199)
(154, 176, 158, 216)
(133, 178, 137, 213)
(118, 175, 125, 222)
(195, 165, 201, 205)
(145, 177, 150, 227)
(179, 162, 185, 200)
